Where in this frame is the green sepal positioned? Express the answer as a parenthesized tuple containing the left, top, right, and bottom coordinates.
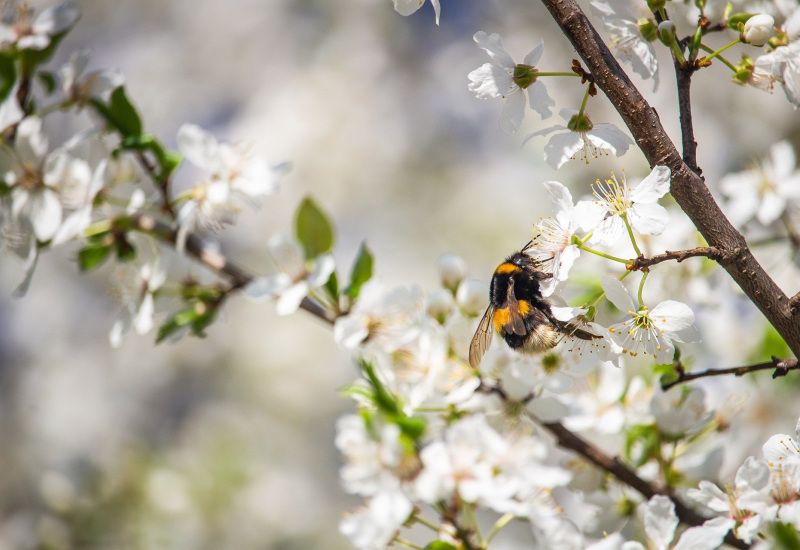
(295, 196, 334, 260)
(0, 52, 16, 104)
(77, 242, 112, 271)
(426, 543, 459, 550)
(344, 241, 373, 299)
(727, 12, 754, 30)
(89, 86, 143, 138)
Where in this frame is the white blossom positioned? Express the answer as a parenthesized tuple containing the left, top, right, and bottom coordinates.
(590, 166, 671, 246)
(528, 181, 604, 296)
(525, 108, 633, 169)
(743, 14, 776, 46)
(719, 140, 800, 227)
(109, 260, 167, 347)
(589, 0, 660, 90)
(468, 31, 554, 133)
(756, 7, 800, 108)
(59, 50, 124, 106)
(0, 2, 80, 51)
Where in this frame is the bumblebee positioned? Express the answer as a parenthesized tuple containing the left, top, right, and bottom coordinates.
(469, 243, 598, 368)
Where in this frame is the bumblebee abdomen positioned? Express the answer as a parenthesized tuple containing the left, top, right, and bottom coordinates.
(502, 322, 559, 353)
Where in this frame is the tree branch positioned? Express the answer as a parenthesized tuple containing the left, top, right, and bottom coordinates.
(661, 356, 799, 391)
(539, 0, 800, 358)
(539, 421, 749, 550)
(627, 246, 729, 271)
(674, 61, 701, 176)
(129, 212, 337, 325)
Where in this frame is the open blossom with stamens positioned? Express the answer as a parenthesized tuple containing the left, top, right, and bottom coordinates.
(528, 181, 604, 296)
(590, 166, 671, 246)
(687, 457, 768, 543)
(391, 0, 441, 24)
(468, 31, 555, 134)
(524, 108, 633, 169)
(602, 277, 700, 361)
(0, 1, 80, 51)
(175, 124, 282, 236)
(719, 140, 800, 227)
(550, 305, 622, 372)
(589, 0, 660, 91)
(620, 495, 733, 550)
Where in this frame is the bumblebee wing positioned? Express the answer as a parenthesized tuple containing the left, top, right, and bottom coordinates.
(469, 306, 495, 369)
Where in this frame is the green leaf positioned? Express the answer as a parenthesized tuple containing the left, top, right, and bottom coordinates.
(426, 542, 459, 550)
(0, 53, 16, 104)
(344, 241, 373, 299)
(78, 244, 112, 271)
(89, 86, 143, 138)
(36, 71, 56, 95)
(396, 415, 426, 441)
(360, 360, 400, 416)
(624, 423, 660, 467)
(323, 270, 339, 303)
(772, 523, 800, 550)
(19, 25, 74, 72)
(295, 197, 334, 260)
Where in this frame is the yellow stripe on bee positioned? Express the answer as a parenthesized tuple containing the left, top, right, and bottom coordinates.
(493, 308, 511, 332)
(494, 262, 520, 274)
(518, 300, 531, 315)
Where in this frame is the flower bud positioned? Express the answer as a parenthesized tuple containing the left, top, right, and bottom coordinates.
(742, 14, 775, 46)
(657, 21, 676, 46)
(427, 289, 455, 324)
(438, 253, 468, 292)
(455, 279, 489, 316)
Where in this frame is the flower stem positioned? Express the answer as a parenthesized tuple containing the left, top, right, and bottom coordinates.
(699, 44, 737, 71)
(535, 72, 582, 77)
(393, 537, 425, 550)
(622, 214, 642, 257)
(411, 513, 442, 532)
(484, 513, 515, 547)
(577, 83, 592, 117)
(637, 270, 649, 306)
(579, 245, 630, 264)
(703, 38, 742, 64)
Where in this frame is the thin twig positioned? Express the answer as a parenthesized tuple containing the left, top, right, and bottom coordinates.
(627, 246, 730, 271)
(129, 212, 337, 324)
(674, 56, 701, 176)
(661, 357, 799, 391)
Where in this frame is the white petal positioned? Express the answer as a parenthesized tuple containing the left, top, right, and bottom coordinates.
(544, 130, 584, 169)
(276, 281, 310, 315)
(649, 300, 696, 333)
(523, 41, 545, 67)
(0, 83, 23, 132)
(587, 124, 633, 156)
(243, 273, 291, 301)
(16, 117, 47, 163)
(33, 2, 80, 36)
(499, 89, 526, 134)
(672, 517, 734, 550)
(631, 165, 671, 203)
(628, 201, 669, 235)
(735, 457, 770, 492)
(308, 254, 336, 287)
(755, 191, 786, 225)
(29, 188, 63, 241)
(763, 433, 800, 467)
(177, 123, 222, 173)
(601, 277, 635, 312)
(527, 80, 554, 119)
(643, 495, 678, 550)
(573, 199, 606, 234)
(393, 0, 426, 16)
(472, 31, 515, 69)
(468, 63, 513, 99)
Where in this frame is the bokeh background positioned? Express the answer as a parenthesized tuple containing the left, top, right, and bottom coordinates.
(0, 0, 799, 548)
